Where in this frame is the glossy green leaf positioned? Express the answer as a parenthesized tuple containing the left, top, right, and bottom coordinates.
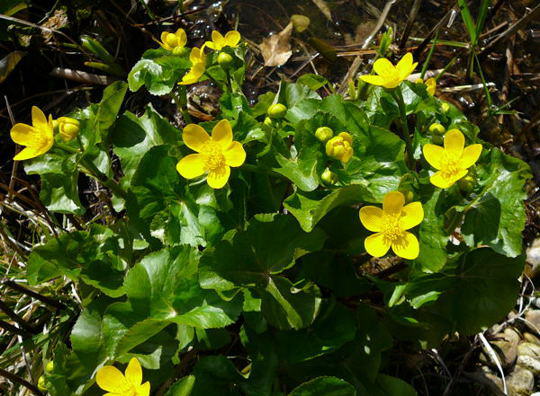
(289, 376, 356, 396)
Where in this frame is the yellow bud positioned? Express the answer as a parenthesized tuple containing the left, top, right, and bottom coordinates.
(217, 52, 233, 67)
(57, 117, 80, 141)
(399, 189, 415, 203)
(315, 126, 333, 142)
(263, 117, 273, 127)
(321, 168, 338, 185)
(326, 132, 353, 163)
(38, 376, 47, 391)
(291, 15, 310, 33)
(45, 361, 54, 373)
(441, 102, 450, 113)
(429, 123, 445, 135)
(267, 103, 287, 119)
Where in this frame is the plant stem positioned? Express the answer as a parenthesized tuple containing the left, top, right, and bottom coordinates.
(391, 88, 415, 169)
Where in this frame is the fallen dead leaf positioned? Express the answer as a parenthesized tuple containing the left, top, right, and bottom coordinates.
(312, 0, 332, 21)
(259, 22, 293, 67)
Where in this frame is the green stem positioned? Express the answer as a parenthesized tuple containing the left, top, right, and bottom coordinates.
(391, 89, 415, 169)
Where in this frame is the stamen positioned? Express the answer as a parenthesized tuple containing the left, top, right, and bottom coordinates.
(201, 141, 226, 172)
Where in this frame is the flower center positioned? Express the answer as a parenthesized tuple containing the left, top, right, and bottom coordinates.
(381, 212, 404, 243)
(440, 154, 463, 178)
(201, 141, 226, 172)
(166, 33, 179, 47)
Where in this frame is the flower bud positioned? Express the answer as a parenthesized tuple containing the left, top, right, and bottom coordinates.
(291, 15, 310, 33)
(45, 361, 54, 373)
(57, 117, 80, 141)
(321, 168, 338, 185)
(325, 132, 353, 163)
(441, 102, 450, 113)
(315, 126, 333, 142)
(432, 135, 443, 145)
(267, 103, 287, 119)
(217, 52, 233, 67)
(458, 175, 475, 193)
(399, 189, 415, 203)
(263, 117, 273, 127)
(38, 376, 47, 391)
(429, 123, 445, 135)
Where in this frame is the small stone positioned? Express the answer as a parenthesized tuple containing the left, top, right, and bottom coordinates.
(506, 367, 534, 396)
(523, 332, 540, 345)
(481, 328, 520, 369)
(468, 369, 505, 395)
(517, 355, 540, 375)
(524, 310, 540, 333)
(518, 341, 540, 358)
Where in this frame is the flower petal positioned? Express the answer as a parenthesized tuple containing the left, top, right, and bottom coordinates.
(179, 62, 205, 85)
(13, 146, 45, 161)
(359, 75, 387, 86)
(96, 366, 130, 393)
(125, 358, 142, 388)
(397, 53, 417, 80)
(422, 143, 445, 170)
(383, 191, 405, 213)
(137, 381, 151, 396)
(364, 233, 391, 258)
(31, 106, 48, 130)
(400, 202, 424, 230)
(391, 232, 419, 260)
(10, 123, 37, 145)
(373, 58, 395, 76)
(211, 30, 225, 49)
(429, 169, 467, 189)
(183, 124, 210, 152)
(359, 206, 385, 232)
(211, 119, 233, 148)
(444, 129, 465, 157)
(224, 31, 241, 47)
(175, 28, 187, 47)
(223, 141, 246, 167)
(207, 166, 231, 189)
(459, 144, 482, 169)
(176, 154, 206, 179)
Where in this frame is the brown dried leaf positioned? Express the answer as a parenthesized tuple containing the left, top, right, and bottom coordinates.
(259, 22, 293, 67)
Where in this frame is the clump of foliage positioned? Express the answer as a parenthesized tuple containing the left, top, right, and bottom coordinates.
(8, 29, 530, 395)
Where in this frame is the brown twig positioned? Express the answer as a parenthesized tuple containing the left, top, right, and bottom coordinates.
(399, 0, 423, 49)
(0, 300, 37, 334)
(3, 281, 67, 310)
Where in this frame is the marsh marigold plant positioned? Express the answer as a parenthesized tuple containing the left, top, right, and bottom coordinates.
(96, 358, 150, 396)
(360, 53, 417, 89)
(158, 28, 187, 55)
(205, 30, 241, 51)
(359, 191, 424, 260)
(176, 119, 246, 189)
(326, 132, 353, 164)
(423, 129, 482, 189)
(10, 106, 54, 161)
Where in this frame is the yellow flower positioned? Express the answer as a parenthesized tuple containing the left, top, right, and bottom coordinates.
(415, 77, 436, 95)
(176, 119, 246, 189)
(179, 47, 206, 85)
(360, 53, 418, 89)
(56, 117, 80, 141)
(204, 30, 241, 51)
(10, 106, 54, 161)
(423, 129, 482, 189)
(96, 358, 150, 396)
(325, 132, 353, 163)
(359, 191, 424, 260)
(158, 28, 187, 55)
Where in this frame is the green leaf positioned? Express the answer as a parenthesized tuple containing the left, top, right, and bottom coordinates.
(460, 149, 530, 257)
(458, 0, 477, 44)
(188, 356, 245, 396)
(297, 74, 329, 91)
(166, 375, 196, 396)
(289, 376, 356, 396)
(94, 81, 128, 141)
(374, 375, 417, 396)
(200, 214, 326, 290)
(128, 49, 190, 95)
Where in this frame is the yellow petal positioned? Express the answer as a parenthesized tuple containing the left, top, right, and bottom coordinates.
(10, 123, 37, 146)
(373, 58, 395, 76)
(137, 381, 151, 396)
(223, 141, 246, 167)
(211, 30, 225, 49)
(204, 40, 217, 50)
(175, 28, 187, 47)
(96, 366, 130, 393)
(422, 143, 445, 170)
(364, 232, 391, 257)
(176, 154, 206, 179)
(183, 124, 210, 152)
(224, 31, 241, 47)
(207, 166, 231, 189)
(125, 358, 142, 387)
(425, 78, 436, 95)
(13, 146, 46, 161)
(31, 106, 48, 130)
(391, 231, 419, 259)
(383, 191, 405, 213)
(189, 47, 205, 64)
(359, 75, 387, 86)
(396, 53, 417, 80)
(159, 32, 171, 50)
(459, 144, 482, 169)
(179, 62, 205, 85)
(444, 129, 464, 157)
(359, 206, 385, 232)
(429, 169, 467, 189)
(211, 119, 233, 148)
(399, 202, 424, 230)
